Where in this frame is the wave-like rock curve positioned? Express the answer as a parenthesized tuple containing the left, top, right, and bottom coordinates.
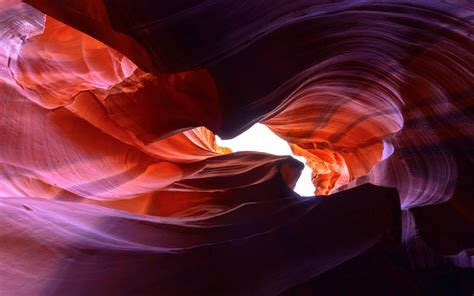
(0, 0, 473, 294)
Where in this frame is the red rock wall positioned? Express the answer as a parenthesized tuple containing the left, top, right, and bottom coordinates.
(0, 0, 472, 294)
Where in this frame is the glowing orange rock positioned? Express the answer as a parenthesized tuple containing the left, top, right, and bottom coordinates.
(0, 0, 472, 294)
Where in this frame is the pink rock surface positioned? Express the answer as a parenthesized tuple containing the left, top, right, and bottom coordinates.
(0, 0, 472, 294)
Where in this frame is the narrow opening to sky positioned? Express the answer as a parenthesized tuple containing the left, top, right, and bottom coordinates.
(216, 123, 315, 196)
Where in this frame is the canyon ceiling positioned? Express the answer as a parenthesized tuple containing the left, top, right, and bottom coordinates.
(0, 0, 473, 295)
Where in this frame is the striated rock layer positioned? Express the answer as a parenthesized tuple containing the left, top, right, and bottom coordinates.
(0, 0, 473, 294)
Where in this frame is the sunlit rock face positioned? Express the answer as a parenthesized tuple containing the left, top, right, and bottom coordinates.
(0, 0, 473, 294)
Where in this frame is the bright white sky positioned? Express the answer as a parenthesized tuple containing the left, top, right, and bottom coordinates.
(216, 123, 315, 196)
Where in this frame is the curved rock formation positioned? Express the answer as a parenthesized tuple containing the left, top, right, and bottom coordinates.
(0, 0, 473, 294)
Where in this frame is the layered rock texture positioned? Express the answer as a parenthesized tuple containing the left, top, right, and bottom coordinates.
(0, 1, 473, 294)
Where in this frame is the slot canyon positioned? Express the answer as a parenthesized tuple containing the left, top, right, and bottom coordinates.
(0, 1, 473, 294)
